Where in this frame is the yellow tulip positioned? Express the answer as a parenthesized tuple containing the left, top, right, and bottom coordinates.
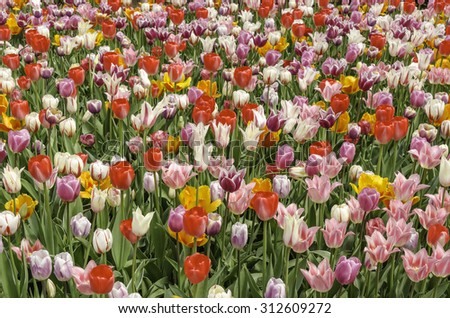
(179, 185, 222, 213)
(79, 171, 111, 199)
(361, 112, 376, 135)
(0, 94, 8, 115)
(6, 14, 21, 35)
(0, 113, 23, 133)
(5, 194, 38, 221)
(167, 227, 208, 248)
(330, 111, 350, 133)
(340, 75, 360, 95)
(161, 73, 192, 93)
(251, 178, 272, 193)
(197, 80, 221, 98)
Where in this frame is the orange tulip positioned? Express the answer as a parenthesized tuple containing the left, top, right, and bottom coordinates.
(216, 109, 237, 132)
(251, 191, 279, 221)
(111, 98, 130, 120)
(427, 224, 449, 247)
(330, 94, 350, 113)
(196, 7, 208, 19)
(169, 8, 184, 26)
(110, 161, 135, 190)
(10, 100, 30, 120)
(376, 105, 395, 123)
(241, 103, 259, 123)
(292, 23, 306, 38)
(403, 0, 416, 14)
(258, 5, 271, 18)
(102, 20, 116, 40)
(3, 54, 20, 70)
(17, 76, 31, 90)
(68, 66, 85, 86)
(293, 8, 303, 19)
(392, 116, 408, 141)
(184, 253, 211, 284)
(30, 34, 50, 53)
(107, 0, 121, 12)
(203, 53, 222, 73)
(313, 12, 327, 27)
(439, 40, 450, 57)
(138, 56, 159, 76)
(309, 141, 332, 157)
(28, 155, 53, 183)
(120, 219, 139, 244)
(183, 207, 208, 238)
(25, 30, 39, 46)
(370, 34, 386, 51)
(234, 66, 252, 89)
(24, 63, 42, 81)
(374, 121, 394, 144)
(164, 41, 179, 59)
(89, 264, 115, 294)
(102, 52, 119, 73)
(167, 63, 184, 83)
(281, 13, 294, 29)
(192, 104, 213, 125)
(318, 0, 329, 7)
(0, 25, 11, 41)
(144, 148, 163, 172)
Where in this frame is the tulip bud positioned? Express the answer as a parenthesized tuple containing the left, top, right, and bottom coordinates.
(66, 154, 84, 177)
(168, 205, 185, 233)
(347, 123, 361, 140)
(231, 222, 248, 250)
(46, 279, 56, 298)
(93, 228, 113, 254)
(404, 106, 417, 120)
(59, 118, 76, 137)
(263, 66, 278, 85)
(349, 165, 363, 182)
(417, 123, 438, 142)
(42, 94, 59, 109)
(279, 69, 292, 85)
(273, 175, 291, 198)
(30, 250, 52, 281)
(109, 282, 129, 298)
(87, 99, 102, 114)
(206, 213, 222, 236)
(339, 142, 356, 164)
(331, 203, 350, 222)
(404, 228, 419, 250)
(208, 285, 232, 298)
(70, 213, 91, 238)
(54, 252, 73, 282)
(439, 156, 450, 187)
(210, 181, 225, 201)
(91, 187, 108, 213)
(264, 277, 286, 298)
(107, 188, 121, 207)
(143, 171, 159, 193)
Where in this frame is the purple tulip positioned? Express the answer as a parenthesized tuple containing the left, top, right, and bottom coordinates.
(410, 90, 426, 108)
(30, 250, 52, 281)
(70, 213, 91, 238)
(335, 256, 361, 285)
(210, 181, 225, 201)
(219, 166, 246, 193)
(54, 252, 74, 282)
(188, 87, 204, 104)
(358, 187, 380, 212)
(267, 111, 287, 132)
(265, 50, 282, 66)
(87, 99, 102, 114)
(236, 44, 250, 61)
(372, 91, 393, 108)
(319, 108, 338, 129)
(264, 278, 286, 298)
(8, 129, 30, 153)
(168, 205, 185, 233)
(273, 175, 291, 199)
(206, 213, 222, 236)
(80, 134, 96, 147)
(322, 58, 347, 77)
(305, 154, 323, 177)
(0, 141, 7, 163)
(56, 174, 81, 203)
(231, 222, 248, 250)
(339, 142, 356, 164)
(181, 123, 194, 145)
(57, 78, 75, 98)
(276, 145, 294, 169)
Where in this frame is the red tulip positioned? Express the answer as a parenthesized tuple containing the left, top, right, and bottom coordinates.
(120, 219, 139, 244)
(164, 41, 179, 59)
(28, 155, 53, 183)
(241, 103, 259, 123)
(251, 191, 279, 221)
(313, 12, 327, 27)
(102, 20, 116, 40)
(439, 40, 450, 57)
(292, 23, 306, 38)
(216, 109, 237, 132)
(281, 13, 294, 29)
(10, 100, 30, 120)
(17, 76, 31, 90)
(24, 63, 42, 82)
(167, 63, 184, 83)
(77, 153, 88, 166)
(0, 25, 11, 42)
(89, 264, 115, 294)
(184, 253, 211, 284)
(258, 5, 270, 18)
(374, 121, 394, 144)
(2, 54, 20, 70)
(30, 34, 50, 53)
(110, 161, 135, 190)
(195, 95, 215, 112)
(427, 224, 449, 247)
(375, 105, 395, 122)
(183, 207, 208, 238)
(196, 7, 208, 19)
(203, 53, 222, 73)
(309, 141, 332, 157)
(330, 94, 350, 113)
(234, 66, 252, 89)
(392, 116, 408, 141)
(192, 104, 213, 125)
(111, 98, 130, 120)
(25, 29, 39, 46)
(108, 0, 121, 12)
(318, 0, 329, 7)
(102, 52, 119, 73)
(403, 0, 416, 14)
(169, 8, 184, 25)
(293, 9, 303, 19)
(138, 56, 159, 76)
(68, 66, 85, 86)
(144, 148, 163, 172)
(370, 34, 386, 51)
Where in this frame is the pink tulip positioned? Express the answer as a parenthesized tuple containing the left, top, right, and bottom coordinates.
(305, 175, 341, 204)
(386, 218, 413, 247)
(346, 196, 366, 224)
(408, 141, 445, 169)
(227, 182, 255, 215)
(414, 204, 448, 230)
(71, 260, 97, 295)
(315, 80, 342, 102)
(432, 244, 450, 277)
(283, 216, 319, 253)
(8, 129, 30, 153)
(11, 238, 44, 263)
(402, 248, 434, 282)
(365, 218, 386, 236)
(161, 161, 196, 190)
(426, 188, 450, 214)
(321, 218, 354, 249)
(392, 172, 428, 202)
(207, 156, 234, 178)
(384, 199, 412, 221)
(301, 259, 335, 293)
(335, 256, 361, 285)
(364, 231, 399, 265)
(319, 153, 342, 178)
(275, 203, 304, 229)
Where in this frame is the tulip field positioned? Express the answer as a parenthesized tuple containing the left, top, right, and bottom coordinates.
(1, 0, 450, 299)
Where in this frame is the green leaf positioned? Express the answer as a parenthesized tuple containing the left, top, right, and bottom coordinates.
(243, 265, 262, 298)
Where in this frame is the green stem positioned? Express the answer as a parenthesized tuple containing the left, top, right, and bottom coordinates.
(83, 213, 96, 266)
(376, 144, 384, 176)
(433, 278, 442, 298)
(237, 250, 241, 298)
(176, 232, 181, 289)
(284, 246, 290, 296)
(263, 221, 268, 288)
(43, 183, 55, 254)
(375, 264, 381, 298)
(153, 172, 160, 213)
(131, 243, 138, 293)
(118, 119, 124, 157)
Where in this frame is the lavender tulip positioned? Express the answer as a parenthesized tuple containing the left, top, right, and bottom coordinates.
(335, 256, 361, 285)
(70, 213, 91, 238)
(57, 174, 81, 202)
(275, 145, 294, 169)
(54, 252, 73, 282)
(273, 175, 291, 199)
(30, 250, 52, 281)
(358, 188, 380, 212)
(206, 213, 222, 236)
(264, 278, 286, 298)
(231, 222, 248, 250)
(8, 129, 30, 153)
(168, 205, 185, 233)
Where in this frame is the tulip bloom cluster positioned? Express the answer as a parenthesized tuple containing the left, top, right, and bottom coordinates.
(0, 0, 449, 300)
